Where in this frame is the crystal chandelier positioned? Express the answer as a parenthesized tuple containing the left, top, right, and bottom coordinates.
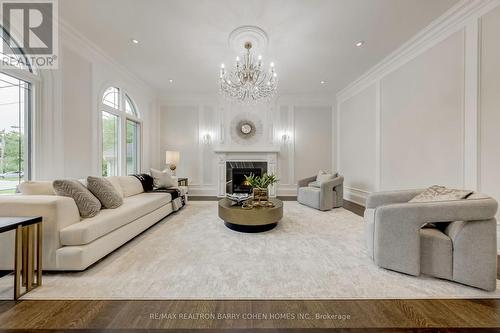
(219, 42, 277, 103)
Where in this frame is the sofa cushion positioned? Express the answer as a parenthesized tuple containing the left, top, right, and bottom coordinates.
(116, 176, 144, 197)
(297, 187, 321, 209)
(60, 192, 172, 246)
(105, 176, 124, 198)
(18, 181, 55, 195)
(87, 176, 123, 209)
(308, 181, 321, 188)
(53, 180, 101, 218)
(420, 227, 453, 279)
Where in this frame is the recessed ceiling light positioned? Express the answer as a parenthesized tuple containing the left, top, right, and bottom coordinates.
(169, 79, 173, 83)
(320, 80, 326, 85)
(355, 41, 365, 47)
(131, 39, 139, 44)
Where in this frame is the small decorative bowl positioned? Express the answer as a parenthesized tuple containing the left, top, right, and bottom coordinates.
(241, 202, 253, 210)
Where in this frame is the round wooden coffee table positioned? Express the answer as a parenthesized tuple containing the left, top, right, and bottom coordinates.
(218, 198, 283, 233)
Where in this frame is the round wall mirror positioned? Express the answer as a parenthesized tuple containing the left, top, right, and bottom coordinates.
(241, 123, 253, 135)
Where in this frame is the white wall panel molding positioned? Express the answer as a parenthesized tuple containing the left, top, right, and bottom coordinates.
(463, 18, 481, 190)
(374, 81, 381, 191)
(277, 185, 298, 197)
(288, 106, 295, 185)
(337, 0, 500, 104)
(187, 185, 218, 196)
(336, 0, 500, 205)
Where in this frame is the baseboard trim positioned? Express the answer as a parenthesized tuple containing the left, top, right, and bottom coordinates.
(344, 187, 370, 206)
(343, 200, 365, 217)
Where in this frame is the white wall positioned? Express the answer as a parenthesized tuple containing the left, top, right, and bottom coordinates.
(35, 21, 160, 180)
(379, 31, 464, 190)
(479, 5, 500, 219)
(60, 46, 93, 179)
(160, 97, 335, 196)
(294, 106, 332, 183)
(336, 1, 500, 251)
(338, 84, 377, 204)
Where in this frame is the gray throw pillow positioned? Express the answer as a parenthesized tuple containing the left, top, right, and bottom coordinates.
(53, 179, 101, 218)
(86, 176, 123, 209)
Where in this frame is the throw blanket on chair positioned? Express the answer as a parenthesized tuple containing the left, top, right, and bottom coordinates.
(132, 174, 186, 211)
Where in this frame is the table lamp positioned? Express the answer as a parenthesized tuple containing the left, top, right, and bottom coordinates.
(165, 151, 180, 175)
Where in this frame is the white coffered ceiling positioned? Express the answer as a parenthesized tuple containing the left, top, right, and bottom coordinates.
(59, 0, 459, 98)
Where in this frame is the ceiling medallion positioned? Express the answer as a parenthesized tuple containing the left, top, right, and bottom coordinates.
(219, 26, 277, 103)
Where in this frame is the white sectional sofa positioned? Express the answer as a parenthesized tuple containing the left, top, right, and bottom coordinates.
(0, 176, 187, 271)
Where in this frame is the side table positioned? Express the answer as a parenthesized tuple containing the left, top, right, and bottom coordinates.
(0, 217, 43, 300)
(178, 178, 189, 187)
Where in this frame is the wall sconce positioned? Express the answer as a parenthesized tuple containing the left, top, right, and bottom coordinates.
(280, 132, 291, 144)
(200, 132, 212, 145)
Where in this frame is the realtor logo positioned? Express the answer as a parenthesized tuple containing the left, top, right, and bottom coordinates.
(1, 0, 58, 68)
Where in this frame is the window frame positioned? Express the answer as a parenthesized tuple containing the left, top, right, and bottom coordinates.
(125, 118, 141, 175)
(0, 25, 39, 190)
(99, 86, 142, 176)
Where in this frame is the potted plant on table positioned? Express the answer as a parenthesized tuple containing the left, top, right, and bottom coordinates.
(244, 173, 278, 202)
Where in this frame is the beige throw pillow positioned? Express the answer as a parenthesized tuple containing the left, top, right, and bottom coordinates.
(87, 176, 123, 209)
(18, 181, 55, 195)
(150, 168, 177, 189)
(53, 179, 101, 218)
(316, 170, 337, 183)
(409, 185, 473, 203)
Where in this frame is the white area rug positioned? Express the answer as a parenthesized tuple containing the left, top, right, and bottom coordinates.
(1, 201, 499, 299)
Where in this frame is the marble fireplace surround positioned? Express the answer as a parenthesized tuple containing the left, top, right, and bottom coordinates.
(214, 146, 280, 197)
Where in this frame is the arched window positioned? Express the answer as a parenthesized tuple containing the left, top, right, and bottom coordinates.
(101, 87, 141, 176)
(125, 94, 139, 116)
(0, 26, 34, 73)
(0, 25, 36, 194)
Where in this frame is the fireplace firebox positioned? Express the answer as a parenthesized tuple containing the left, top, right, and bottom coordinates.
(226, 162, 268, 194)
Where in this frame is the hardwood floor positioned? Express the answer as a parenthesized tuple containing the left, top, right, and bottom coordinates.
(0, 198, 497, 331)
(0, 299, 499, 331)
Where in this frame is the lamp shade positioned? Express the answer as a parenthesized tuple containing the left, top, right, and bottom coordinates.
(165, 151, 180, 165)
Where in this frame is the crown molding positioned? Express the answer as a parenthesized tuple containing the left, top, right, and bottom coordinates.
(337, 0, 500, 103)
(58, 18, 159, 100)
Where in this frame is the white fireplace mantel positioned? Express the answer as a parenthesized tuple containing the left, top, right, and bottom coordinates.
(214, 146, 280, 197)
(213, 145, 281, 153)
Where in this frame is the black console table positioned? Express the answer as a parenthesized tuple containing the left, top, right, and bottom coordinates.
(0, 216, 43, 300)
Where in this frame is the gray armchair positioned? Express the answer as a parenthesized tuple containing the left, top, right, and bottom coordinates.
(297, 174, 344, 211)
(365, 189, 498, 291)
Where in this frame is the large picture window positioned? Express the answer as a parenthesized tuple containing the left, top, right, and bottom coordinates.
(101, 87, 141, 176)
(0, 26, 35, 194)
(102, 112, 119, 176)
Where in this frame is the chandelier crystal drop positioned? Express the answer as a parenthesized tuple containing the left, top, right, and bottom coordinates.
(219, 42, 277, 103)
